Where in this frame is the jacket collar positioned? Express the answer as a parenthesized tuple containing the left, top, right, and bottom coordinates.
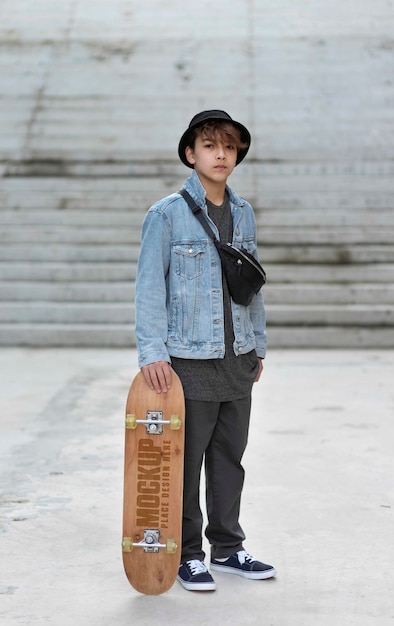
(183, 170, 245, 209)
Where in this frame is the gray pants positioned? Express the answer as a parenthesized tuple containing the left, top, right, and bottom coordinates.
(181, 395, 252, 562)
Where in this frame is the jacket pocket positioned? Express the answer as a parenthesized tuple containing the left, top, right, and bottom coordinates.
(173, 241, 206, 280)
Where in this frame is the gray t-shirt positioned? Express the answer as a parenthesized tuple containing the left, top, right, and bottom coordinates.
(171, 193, 259, 401)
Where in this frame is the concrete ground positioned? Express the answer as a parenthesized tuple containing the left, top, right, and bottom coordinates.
(0, 348, 393, 626)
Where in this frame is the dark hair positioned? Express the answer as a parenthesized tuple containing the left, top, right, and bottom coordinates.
(186, 121, 249, 152)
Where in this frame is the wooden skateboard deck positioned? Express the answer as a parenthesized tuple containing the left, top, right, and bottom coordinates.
(122, 370, 185, 595)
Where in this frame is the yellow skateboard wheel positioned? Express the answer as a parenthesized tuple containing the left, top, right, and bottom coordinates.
(122, 537, 134, 552)
(166, 539, 177, 554)
(125, 414, 137, 429)
(170, 415, 181, 430)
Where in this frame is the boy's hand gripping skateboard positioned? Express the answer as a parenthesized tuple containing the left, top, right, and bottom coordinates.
(122, 370, 185, 595)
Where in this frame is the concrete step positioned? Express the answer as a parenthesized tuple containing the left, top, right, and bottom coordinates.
(0, 209, 147, 227)
(3, 159, 184, 179)
(1, 281, 392, 305)
(1, 225, 392, 246)
(0, 302, 134, 324)
(0, 244, 140, 262)
(0, 226, 142, 244)
(265, 263, 394, 284)
(1, 208, 393, 228)
(2, 243, 394, 264)
(0, 282, 134, 302)
(266, 304, 394, 326)
(267, 327, 394, 348)
(257, 227, 394, 245)
(0, 262, 137, 281)
(256, 209, 394, 228)
(0, 177, 179, 210)
(0, 176, 174, 193)
(0, 323, 135, 347)
(0, 189, 165, 211)
(1, 262, 393, 283)
(1, 260, 393, 284)
(264, 284, 394, 305)
(261, 245, 394, 264)
(1, 301, 391, 327)
(0, 323, 392, 348)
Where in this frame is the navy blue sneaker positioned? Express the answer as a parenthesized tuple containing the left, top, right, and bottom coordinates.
(210, 550, 277, 580)
(177, 560, 216, 591)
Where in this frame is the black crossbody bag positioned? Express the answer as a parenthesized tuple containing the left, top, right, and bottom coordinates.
(180, 189, 266, 306)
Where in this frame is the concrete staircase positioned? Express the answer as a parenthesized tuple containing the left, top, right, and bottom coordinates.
(0, 174, 164, 347)
(1, 164, 393, 348)
(256, 203, 394, 348)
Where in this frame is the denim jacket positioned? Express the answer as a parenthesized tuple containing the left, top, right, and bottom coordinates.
(135, 170, 267, 368)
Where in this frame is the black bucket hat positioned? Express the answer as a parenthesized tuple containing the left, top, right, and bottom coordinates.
(178, 110, 251, 168)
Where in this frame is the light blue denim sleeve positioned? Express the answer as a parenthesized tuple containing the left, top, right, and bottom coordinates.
(249, 288, 267, 358)
(241, 201, 267, 358)
(135, 208, 172, 368)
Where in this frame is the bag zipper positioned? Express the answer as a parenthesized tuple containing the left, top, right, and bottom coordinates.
(226, 243, 266, 279)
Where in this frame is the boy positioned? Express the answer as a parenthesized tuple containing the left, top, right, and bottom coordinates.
(135, 110, 276, 591)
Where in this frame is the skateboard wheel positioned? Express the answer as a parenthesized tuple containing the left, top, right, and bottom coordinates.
(122, 537, 134, 552)
(125, 414, 137, 429)
(166, 539, 177, 554)
(170, 415, 181, 430)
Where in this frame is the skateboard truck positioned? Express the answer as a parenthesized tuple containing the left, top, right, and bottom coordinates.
(125, 411, 182, 433)
(122, 530, 178, 554)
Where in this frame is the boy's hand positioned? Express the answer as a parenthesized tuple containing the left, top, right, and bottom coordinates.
(254, 357, 264, 382)
(141, 361, 172, 394)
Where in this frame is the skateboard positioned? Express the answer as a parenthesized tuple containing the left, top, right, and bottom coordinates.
(122, 370, 185, 595)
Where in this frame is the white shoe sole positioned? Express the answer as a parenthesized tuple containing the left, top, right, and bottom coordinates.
(176, 575, 216, 591)
(210, 563, 277, 580)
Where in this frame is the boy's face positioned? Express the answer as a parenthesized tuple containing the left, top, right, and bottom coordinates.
(185, 132, 238, 188)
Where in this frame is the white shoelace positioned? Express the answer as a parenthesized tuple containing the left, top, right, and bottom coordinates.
(187, 560, 208, 575)
(237, 550, 256, 565)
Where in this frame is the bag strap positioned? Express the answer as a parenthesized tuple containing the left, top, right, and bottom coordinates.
(179, 189, 220, 244)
